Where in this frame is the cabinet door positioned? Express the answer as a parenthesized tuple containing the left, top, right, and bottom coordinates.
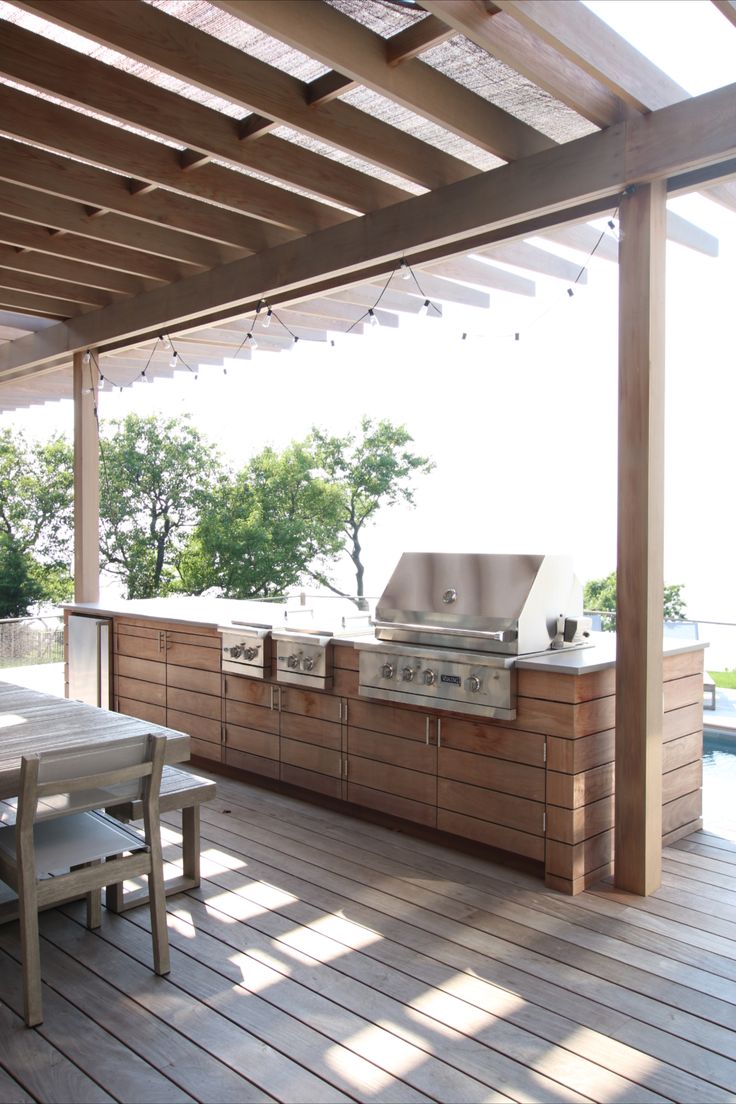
(346, 698, 437, 826)
(279, 685, 344, 799)
(223, 673, 280, 778)
(437, 716, 545, 861)
(113, 622, 167, 723)
(165, 629, 221, 672)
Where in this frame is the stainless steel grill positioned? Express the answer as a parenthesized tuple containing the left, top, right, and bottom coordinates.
(357, 553, 588, 719)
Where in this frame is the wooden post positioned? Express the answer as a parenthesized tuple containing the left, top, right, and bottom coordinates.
(614, 181, 666, 895)
(73, 349, 100, 603)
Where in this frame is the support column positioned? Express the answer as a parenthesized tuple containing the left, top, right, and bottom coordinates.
(73, 349, 100, 603)
(614, 181, 667, 895)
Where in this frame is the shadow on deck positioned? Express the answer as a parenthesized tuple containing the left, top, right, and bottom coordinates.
(0, 770, 735, 1103)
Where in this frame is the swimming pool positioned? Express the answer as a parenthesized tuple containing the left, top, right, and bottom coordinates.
(702, 728, 736, 840)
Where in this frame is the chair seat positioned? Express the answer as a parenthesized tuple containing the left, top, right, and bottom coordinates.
(0, 811, 147, 874)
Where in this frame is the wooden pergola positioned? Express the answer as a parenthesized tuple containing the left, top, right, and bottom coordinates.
(0, 0, 735, 897)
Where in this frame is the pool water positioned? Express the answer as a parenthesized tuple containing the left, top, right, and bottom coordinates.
(702, 729, 736, 840)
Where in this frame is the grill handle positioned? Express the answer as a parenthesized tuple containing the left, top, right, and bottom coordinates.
(374, 620, 518, 644)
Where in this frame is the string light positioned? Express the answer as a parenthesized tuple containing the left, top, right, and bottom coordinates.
(83, 191, 627, 388)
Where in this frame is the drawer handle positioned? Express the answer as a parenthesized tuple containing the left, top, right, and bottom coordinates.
(425, 717, 430, 745)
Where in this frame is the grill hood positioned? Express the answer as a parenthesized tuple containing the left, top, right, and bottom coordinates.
(373, 552, 583, 656)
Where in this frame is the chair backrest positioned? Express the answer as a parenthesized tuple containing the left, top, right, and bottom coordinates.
(18, 734, 166, 829)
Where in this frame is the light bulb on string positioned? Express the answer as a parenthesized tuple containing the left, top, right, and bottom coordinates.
(368, 309, 378, 327)
(399, 259, 411, 281)
(170, 351, 179, 368)
(247, 332, 257, 350)
(419, 299, 430, 316)
(82, 350, 91, 366)
(262, 307, 272, 329)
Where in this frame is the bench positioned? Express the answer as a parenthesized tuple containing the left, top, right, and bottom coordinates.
(105, 765, 216, 913)
(704, 672, 716, 711)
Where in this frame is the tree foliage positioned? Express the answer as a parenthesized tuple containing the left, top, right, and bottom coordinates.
(177, 442, 344, 598)
(0, 429, 73, 617)
(99, 414, 222, 599)
(307, 417, 434, 603)
(583, 570, 687, 630)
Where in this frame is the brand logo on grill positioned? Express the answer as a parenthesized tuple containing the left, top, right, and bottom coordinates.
(440, 674, 461, 685)
(442, 588, 457, 604)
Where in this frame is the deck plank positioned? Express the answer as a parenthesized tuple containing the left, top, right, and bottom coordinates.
(192, 799, 736, 1094)
(20, 913, 273, 1104)
(1, 770, 736, 1103)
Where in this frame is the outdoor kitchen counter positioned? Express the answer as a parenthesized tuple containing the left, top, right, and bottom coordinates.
(64, 602, 706, 895)
(514, 633, 706, 673)
(63, 597, 291, 630)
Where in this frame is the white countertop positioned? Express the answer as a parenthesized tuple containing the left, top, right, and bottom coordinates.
(515, 632, 706, 674)
(65, 602, 707, 673)
(64, 596, 373, 636)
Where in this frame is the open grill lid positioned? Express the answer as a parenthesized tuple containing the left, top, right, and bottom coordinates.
(373, 553, 582, 656)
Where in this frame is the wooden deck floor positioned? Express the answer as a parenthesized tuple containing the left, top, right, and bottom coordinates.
(1, 773, 736, 1104)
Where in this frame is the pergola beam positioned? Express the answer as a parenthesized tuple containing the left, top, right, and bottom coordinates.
(213, 0, 553, 160)
(10, 3, 473, 192)
(1, 81, 734, 380)
(423, 0, 632, 128)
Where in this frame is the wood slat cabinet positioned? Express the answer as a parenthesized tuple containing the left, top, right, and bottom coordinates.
(114, 619, 222, 763)
(345, 698, 438, 827)
(436, 715, 547, 862)
(279, 684, 344, 800)
(223, 674, 280, 781)
(222, 674, 346, 797)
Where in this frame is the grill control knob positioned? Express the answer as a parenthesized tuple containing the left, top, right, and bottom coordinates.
(244, 646, 259, 661)
(401, 667, 415, 682)
(466, 675, 482, 693)
(228, 645, 243, 659)
(381, 663, 394, 679)
(423, 669, 436, 686)
(287, 653, 300, 669)
(302, 655, 315, 671)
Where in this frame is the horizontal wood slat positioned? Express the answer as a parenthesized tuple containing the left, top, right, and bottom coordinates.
(437, 716, 545, 766)
(347, 781, 437, 827)
(438, 777, 545, 835)
(437, 809, 545, 861)
(280, 713, 342, 751)
(280, 738, 341, 779)
(166, 663, 221, 697)
(225, 722, 278, 761)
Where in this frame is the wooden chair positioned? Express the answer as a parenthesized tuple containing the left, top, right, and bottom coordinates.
(0, 733, 170, 1027)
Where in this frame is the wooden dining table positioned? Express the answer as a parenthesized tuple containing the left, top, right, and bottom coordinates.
(0, 681, 190, 802)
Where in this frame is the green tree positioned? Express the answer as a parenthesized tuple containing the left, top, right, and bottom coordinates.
(307, 417, 434, 605)
(177, 442, 344, 598)
(99, 414, 222, 599)
(0, 429, 74, 617)
(583, 570, 686, 631)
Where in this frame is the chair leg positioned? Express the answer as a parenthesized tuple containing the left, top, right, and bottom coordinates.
(181, 806, 201, 886)
(85, 861, 102, 929)
(146, 833, 170, 976)
(17, 884, 43, 1027)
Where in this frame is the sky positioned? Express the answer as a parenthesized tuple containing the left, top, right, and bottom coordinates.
(3, 1, 736, 622)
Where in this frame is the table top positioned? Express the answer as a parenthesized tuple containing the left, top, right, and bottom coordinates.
(0, 682, 190, 801)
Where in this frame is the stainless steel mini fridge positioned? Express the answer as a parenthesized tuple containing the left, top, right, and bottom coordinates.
(67, 614, 112, 708)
